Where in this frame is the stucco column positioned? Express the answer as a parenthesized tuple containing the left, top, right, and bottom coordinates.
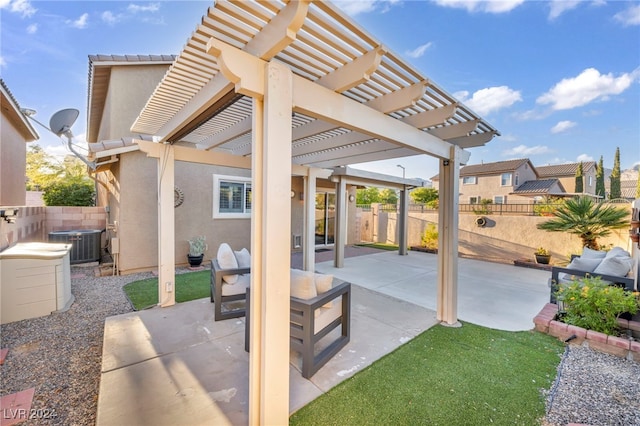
(248, 60, 292, 425)
(437, 147, 461, 325)
(398, 186, 408, 255)
(303, 169, 318, 271)
(334, 177, 347, 267)
(157, 143, 175, 307)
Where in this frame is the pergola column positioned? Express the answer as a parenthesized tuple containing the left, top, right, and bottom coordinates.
(248, 60, 293, 425)
(303, 169, 318, 271)
(437, 146, 461, 325)
(157, 143, 175, 307)
(334, 176, 347, 267)
(398, 186, 409, 255)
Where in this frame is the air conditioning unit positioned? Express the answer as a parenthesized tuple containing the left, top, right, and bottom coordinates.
(49, 230, 102, 264)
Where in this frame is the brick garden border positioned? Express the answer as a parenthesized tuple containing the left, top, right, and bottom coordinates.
(534, 303, 640, 362)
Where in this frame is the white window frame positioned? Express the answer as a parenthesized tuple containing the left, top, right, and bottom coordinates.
(462, 176, 477, 185)
(494, 195, 507, 204)
(500, 173, 512, 186)
(213, 174, 252, 219)
(469, 196, 480, 204)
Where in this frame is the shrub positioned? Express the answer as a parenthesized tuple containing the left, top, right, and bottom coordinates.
(43, 181, 95, 206)
(421, 223, 438, 249)
(555, 276, 639, 336)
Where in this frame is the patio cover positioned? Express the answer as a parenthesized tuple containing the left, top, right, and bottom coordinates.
(129, 1, 499, 423)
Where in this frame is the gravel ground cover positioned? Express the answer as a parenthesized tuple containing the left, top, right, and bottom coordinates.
(1, 265, 638, 425)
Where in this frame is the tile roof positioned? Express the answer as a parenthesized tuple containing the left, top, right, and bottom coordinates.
(88, 54, 177, 63)
(512, 179, 564, 194)
(536, 161, 596, 177)
(431, 158, 531, 180)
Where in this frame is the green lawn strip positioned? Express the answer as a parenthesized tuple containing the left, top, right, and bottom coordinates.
(354, 243, 399, 251)
(123, 270, 211, 310)
(290, 323, 563, 426)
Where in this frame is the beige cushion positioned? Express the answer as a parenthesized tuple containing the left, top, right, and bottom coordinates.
(290, 269, 317, 300)
(221, 274, 251, 296)
(313, 298, 342, 334)
(217, 243, 239, 284)
(234, 248, 251, 268)
(314, 273, 334, 308)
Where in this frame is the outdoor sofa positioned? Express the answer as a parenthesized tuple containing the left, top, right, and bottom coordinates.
(549, 246, 638, 303)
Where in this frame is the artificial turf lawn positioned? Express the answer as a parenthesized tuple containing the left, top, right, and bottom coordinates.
(289, 322, 564, 426)
(123, 270, 211, 310)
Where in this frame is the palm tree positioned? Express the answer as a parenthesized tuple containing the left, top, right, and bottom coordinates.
(537, 196, 629, 250)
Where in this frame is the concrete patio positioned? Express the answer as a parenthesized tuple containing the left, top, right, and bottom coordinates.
(97, 250, 551, 425)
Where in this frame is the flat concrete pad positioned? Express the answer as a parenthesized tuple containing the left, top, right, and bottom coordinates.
(98, 284, 438, 425)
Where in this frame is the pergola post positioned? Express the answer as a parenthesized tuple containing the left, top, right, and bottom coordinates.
(157, 144, 175, 307)
(437, 147, 461, 325)
(248, 60, 293, 425)
(334, 177, 347, 267)
(398, 186, 409, 255)
(303, 169, 318, 271)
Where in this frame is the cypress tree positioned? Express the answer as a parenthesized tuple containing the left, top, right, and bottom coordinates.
(609, 147, 621, 200)
(574, 162, 584, 193)
(595, 156, 605, 199)
(636, 168, 640, 199)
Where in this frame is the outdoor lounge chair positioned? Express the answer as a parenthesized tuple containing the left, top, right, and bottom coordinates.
(245, 276, 351, 379)
(210, 260, 251, 321)
(549, 247, 637, 303)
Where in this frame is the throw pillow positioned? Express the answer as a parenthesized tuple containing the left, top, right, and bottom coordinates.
(593, 256, 633, 278)
(559, 257, 602, 282)
(234, 248, 251, 268)
(605, 247, 631, 259)
(290, 269, 317, 300)
(581, 247, 606, 259)
(217, 243, 239, 284)
(314, 273, 334, 308)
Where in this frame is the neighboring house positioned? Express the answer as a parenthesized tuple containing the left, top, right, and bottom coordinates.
(86, 55, 361, 275)
(536, 161, 598, 196)
(0, 79, 39, 206)
(432, 158, 540, 204)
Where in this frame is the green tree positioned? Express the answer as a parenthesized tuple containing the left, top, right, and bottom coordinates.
(43, 181, 95, 206)
(609, 147, 621, 199)
(636, 168, 640, 199)
(356, 187, 381, 204)
(574, 161, 584, 193)
(379, 188, 398, 204)
(595, 156, 605, 199)
(410, 187, 438, 205)
(26, 144, 61, 190)
(537, 196, 629, 250)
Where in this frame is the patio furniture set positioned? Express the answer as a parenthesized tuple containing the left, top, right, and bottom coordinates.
(210, 243, 351, 379)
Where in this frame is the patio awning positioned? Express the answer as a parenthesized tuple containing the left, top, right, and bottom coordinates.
(131, 0, 499, 166)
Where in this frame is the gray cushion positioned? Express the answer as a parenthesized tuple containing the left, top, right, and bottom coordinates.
(605, 247, 631, 259)
(593, 256, 633, 278)
(559, 257, 602, 282)
(581, 247, 606, 259)
(234, 248, 251, 268)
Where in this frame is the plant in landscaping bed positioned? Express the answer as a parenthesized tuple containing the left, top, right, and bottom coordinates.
(421, 223, 438, 250)
(555, 276, 639, 336)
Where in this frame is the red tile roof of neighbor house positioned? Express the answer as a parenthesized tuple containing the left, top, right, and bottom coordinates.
(536, 161, 596, 177)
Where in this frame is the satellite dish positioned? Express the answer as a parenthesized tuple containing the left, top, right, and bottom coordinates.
(49, 108, 79, 136)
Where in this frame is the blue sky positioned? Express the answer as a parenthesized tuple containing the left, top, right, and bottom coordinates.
(1, 0, 639, 182)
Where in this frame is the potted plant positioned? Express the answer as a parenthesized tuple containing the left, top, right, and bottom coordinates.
(187, 235, 207, 267)
(534, 247, 551, 264)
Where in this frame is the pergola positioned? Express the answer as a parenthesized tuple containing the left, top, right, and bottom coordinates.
(129, 1, 498, 423)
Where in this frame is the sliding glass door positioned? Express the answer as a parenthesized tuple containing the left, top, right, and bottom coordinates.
(315, 192, 335, 246)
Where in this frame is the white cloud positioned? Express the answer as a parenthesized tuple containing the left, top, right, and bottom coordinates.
(576, 153, 594, 162)
(69, 13, 89, 29)
(548, 0, 581, 20)
(405, 42, 433, 59)
(102, 11, 118, 25)
(503, 144, 551, 156)
(614, 4, 640, 26)
(550, 120, 577, 134)
(433, 0, 524, 14)
(26, 23, 37, 34)
(455, 86, 522, 116)
(1, 0, 37, 18)
(537, 67, 638, 110)
(127, 3, 161, 14)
